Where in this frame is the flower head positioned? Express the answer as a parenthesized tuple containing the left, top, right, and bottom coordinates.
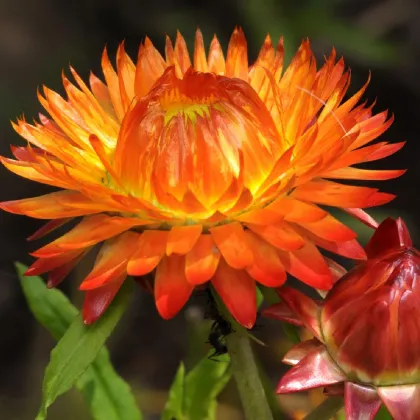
(264, 218, 420, 420)
(1, 28, 404, 327)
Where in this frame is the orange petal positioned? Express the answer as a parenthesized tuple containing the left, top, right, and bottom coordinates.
(211, 259, 257, 328)
(225, 27, 248, 80)
(127, 230, 168, 276)
(292, 179, 395, 208)
(235, 208, 284, 225)
(247, 221, 305, 251)
(80, 232, 139, 290)
(25, 250, 84, 276)
(207, 35, 225, 74)
(83, 274, 126, 324)
(166, 225, 203, 256)
(185, 234, 221, 285)
(134, 37, 166, 97)
(0, 190, 113, 219)
(277, 242, 333, 290)
(193, 29, 208, 72)
(323, 167, 406, 181)
(27, 218, 72, 241)
(210, 222, 253, 269)
(297, 214, 357, 242)
(174, 31, 192, 74)
(267, 197, 327, 223)
(101, 48, 125, 121)
(32, 215, 146, 257)
(245, 231, 287, 287)
(155, 255, 194, 319)
(343, 208, 378, 229)
(48, 250, 88, 288)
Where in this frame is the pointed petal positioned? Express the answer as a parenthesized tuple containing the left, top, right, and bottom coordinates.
(127, 230, 168, 276)
(292, 179, 395, 208)
(174, 31, 192, 74)
(208, 35, 225, 74)
(185, 234, 220, 285)
(155, 255, 194, 319)
(27, 218, 72, 241)
(32, 215, 146, 257)
(211, 259, 256, 328)
(323, 167, 405, 181)
(277, 286, 322, 340)
(277, 242, 333, 289)
(277, 348, 345, 393)
(25, 250, 83, 276)
(297, 214, 357, 242)
(282, 339, 324, 366)
(262, 302, 304, 326)
(378, 384, 420, 420)
(245, 231, 287, 286)
(247, 221, 306, 251)
(83, 274, 126, 324)
(365, 217, 412, 258)
(225, 27, 248, 80)
(210, 222, 253, 269)
(193, 29, 208, 72)
(166, 225, 202, 256)
(345, 382, 381, 420)
(48, 250, 88, 288)
(80, 232, 138, 290)
(134, 37, 166, 97)
(0, 191, 112, 219)
(344, 208, 379, 229)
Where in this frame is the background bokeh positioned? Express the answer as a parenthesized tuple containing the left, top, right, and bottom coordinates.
(0, 0, 419, 419)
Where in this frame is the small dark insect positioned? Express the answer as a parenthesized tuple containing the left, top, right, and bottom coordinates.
(205, 289, 234, 361)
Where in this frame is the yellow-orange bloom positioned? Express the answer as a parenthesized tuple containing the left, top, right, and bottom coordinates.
(1, 28, 404, 327)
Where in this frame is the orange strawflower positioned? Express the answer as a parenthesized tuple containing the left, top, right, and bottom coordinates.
(1, 28, 404, 327)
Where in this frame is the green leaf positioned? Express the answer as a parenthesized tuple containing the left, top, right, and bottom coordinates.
(162, 363, 186, 420)
(184, 352, 231, 420)
(162, 352, 231, 420)
(17, 262, 77, 340)
(16, 263, 136, 420)
(18, 263, 141, 420)
(375, 405, 393, 420)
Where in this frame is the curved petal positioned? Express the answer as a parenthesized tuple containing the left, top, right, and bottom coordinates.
(210, 222, 253, 269)
(211, 259, 256, 328)
(185, 234, 221, 285)
(345, 382, 381, 420)
(225, 27, 248, 80)
(245, 231, 287, 286)
(166, 225, 203, 256)
(155, 255, 194, 319)
(282, 339, 324, 366)
(277, 348, 345, 393)
(127, 230, 168, 276)
(83, 274, 126, 324)
(32, 215, 146, 257)
(80, 232, 139, 290)
(277, 286, 322, 340)
(378, 384, 420, 420)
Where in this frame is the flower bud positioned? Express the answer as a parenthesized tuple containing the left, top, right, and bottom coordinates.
(265, 218, 420, 420)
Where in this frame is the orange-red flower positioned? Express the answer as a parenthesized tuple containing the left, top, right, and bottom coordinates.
(264, 218, 420, 420)
(0, 28, 404, 327)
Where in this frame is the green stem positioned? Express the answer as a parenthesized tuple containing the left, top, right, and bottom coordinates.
(303, 397, 344, 420)
(225, 327, 274, 420)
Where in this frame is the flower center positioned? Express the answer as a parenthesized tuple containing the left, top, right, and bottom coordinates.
(114, 67, 281, 222)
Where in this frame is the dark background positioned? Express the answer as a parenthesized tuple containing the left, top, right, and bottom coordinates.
(0, 0, 419, 419)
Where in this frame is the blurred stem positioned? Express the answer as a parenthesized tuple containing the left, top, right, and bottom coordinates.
(225, 327, 274, 420)
(303, 397, 344, 420)
(210, 287, 273, 420)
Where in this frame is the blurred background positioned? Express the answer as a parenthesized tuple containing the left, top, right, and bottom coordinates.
(0, 0, 419, 418)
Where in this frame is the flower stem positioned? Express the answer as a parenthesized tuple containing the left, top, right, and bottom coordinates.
(225, 327, 274, 420)
(303, 397, 344, 420)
